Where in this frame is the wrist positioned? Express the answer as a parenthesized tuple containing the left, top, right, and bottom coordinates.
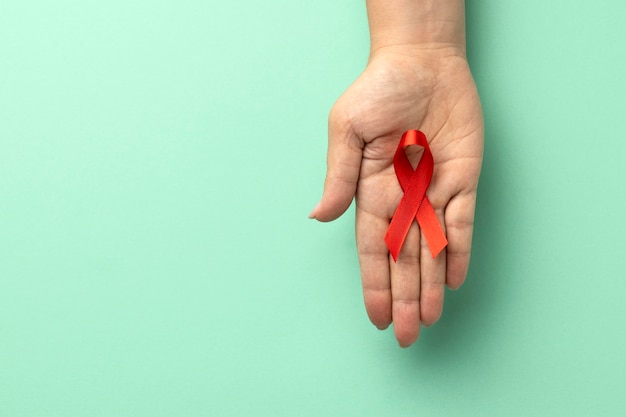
(366, 0, 466, 54)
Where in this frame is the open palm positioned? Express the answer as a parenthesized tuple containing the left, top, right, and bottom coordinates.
(311, 47, 483, 347)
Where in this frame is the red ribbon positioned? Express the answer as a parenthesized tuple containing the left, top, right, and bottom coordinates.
(384, 130, 448, 262)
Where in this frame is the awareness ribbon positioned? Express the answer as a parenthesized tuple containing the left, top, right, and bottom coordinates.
(384, 130, 448, 262)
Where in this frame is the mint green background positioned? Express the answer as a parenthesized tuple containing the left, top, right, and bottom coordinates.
(1, 1, 625, 416)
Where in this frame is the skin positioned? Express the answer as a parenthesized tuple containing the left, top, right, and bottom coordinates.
(310, 0, 484, 347)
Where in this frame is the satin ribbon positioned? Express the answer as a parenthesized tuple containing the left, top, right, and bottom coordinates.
(384, 130, 448, 262)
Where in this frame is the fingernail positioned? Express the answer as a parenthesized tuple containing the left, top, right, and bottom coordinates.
(376, 324, 389, 330)
(399, 343, 411, 349)
(308, 202, 320, 219)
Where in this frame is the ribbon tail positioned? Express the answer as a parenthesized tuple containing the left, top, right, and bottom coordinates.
(417, 197, 448, 258)
(384, 177, 426, 262)
(384, 225, 402, 263)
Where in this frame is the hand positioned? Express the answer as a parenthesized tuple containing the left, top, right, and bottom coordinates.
(310, 46, 483, 347)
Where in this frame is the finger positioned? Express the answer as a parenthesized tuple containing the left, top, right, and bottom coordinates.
(389, 220, 421, 348)
(356, 206, 392, 330)
(444, 192, 477, 290)
(418, 205, 447, 326)
(310, 107, 363, 222)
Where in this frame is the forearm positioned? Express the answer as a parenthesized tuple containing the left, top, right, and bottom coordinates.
(366, 0, 466, 53)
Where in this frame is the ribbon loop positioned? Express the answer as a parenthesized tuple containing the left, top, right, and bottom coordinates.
(384, 130, 448, 262)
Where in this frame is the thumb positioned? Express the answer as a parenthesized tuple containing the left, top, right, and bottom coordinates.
(310, 109, 363, 222)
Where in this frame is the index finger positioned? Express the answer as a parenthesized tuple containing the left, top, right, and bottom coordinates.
(356, 205, 392, 330)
